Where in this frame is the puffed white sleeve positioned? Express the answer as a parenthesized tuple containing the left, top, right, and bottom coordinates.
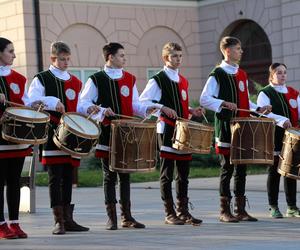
(27, 77, 60, 110)
(257, 91, 289, 128)
(199, 76, 223, 112)
(77, 78, 106, 122)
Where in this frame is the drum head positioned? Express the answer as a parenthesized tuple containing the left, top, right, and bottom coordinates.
(7, 107, 48, 119)
(64, 113, 99, 136)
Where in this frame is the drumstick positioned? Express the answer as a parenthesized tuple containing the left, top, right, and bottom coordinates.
(202, 112, 209, 123)
(116, 114, 141, 120)
(140, 108, 158, 123)
(64, 113, 85, 133)
(87, 104, 102, 120)
(5, 100, 26, 107)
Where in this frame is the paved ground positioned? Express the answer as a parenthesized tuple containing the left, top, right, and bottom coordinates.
(2, 174, 300, 250)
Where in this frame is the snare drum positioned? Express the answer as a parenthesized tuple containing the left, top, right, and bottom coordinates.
(278, 128, 300, 180)
(2, 107, 50, 144)
(109, 119, 157, 173)
(230, 117, 275, 165)
(53, 112, 100, 157)
(172, 119, 214, 154)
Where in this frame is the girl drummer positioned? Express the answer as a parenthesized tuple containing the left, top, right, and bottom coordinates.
(0, 37, 31, 239)
(257, 63, 300, 218)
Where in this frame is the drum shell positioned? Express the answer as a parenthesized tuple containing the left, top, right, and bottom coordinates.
(278, 128, 300, 180)
(2, 107, 50, 145)
(109, 119, 157, 173)
(172, 119, 214, 154)
(230, 117, 275, 165)
(53, 112, 100, 157)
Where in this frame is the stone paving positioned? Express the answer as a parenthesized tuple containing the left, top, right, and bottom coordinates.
(2, 175, 300, 249)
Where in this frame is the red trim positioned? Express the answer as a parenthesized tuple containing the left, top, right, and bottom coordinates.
(160, 152, 192, 161)
(284, 87, 299, 127)
(178, 74, 189, 119)
(50, 115, 60, 125)
(4, 70, 26, 105)
(71, 158, 80, 167)
(42, 156, 71, 165)
(160, 116, 175, 127)
(117, 71, 134, 116)
(215, 145, 230, 156)
(64, 75, 82, 113)
(235, 69, 250, 117)
(0, 147, 32, 159)
(95, 150, 109, 159)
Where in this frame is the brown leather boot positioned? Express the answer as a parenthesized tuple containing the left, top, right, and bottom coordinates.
(219, 197, 239, 223)
(234, 196, 258, 221)
(164, 199, 184, 225)
(120, 201, 145, 228)
(176, 197, 202, 225)
(105, 203, 118, 230)
(52, 206, 65, 235)
(63, 204, 89, 231)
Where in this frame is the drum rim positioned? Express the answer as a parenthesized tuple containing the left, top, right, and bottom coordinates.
(53, 135, 90, 157)
(4, 107, 50, 123)
(111, 119, 156, 128)
(2, 132, 48, 145)
(61, 112, 100, 138)
(230, 117, 275, 123)
(286, 127, 300, 138)
(175, 119, 214, 131)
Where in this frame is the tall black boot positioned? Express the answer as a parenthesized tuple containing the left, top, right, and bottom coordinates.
(106, 203, 118, 230)
(219, 197, 239, 223)
(164, 198, 184, 225)
(234, 196, 258, 221)
(120, 201, 145, 228)
(52, 206, 65, 235)
(63, 204, 89, 231)
(176, 197, 202, 225)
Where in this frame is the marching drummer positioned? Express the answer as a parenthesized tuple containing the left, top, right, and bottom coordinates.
(27, 41, 89, 235)
(257, 63, 300, 218)
(0, 37, 31, 239)
(139, 42, 204, 226)
(200, 36, 271, 223)
(77, 42, 154, 230)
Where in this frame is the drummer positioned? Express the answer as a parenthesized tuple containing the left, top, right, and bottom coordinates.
(139, 42, 204, 226)
(77, 42, 154, 230)
(0, 37, 31, 239)
(257, 63, 300, 218)
(27, 41, 89, 235)
(200, 36, 271, 223)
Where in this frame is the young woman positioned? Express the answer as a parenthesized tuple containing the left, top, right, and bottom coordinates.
(0, 37, 31, 239)
(257, 63, 300, 218)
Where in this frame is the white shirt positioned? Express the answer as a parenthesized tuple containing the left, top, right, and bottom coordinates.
(0, 65, 29, 105)
(27, 65, 71, 110)
(139, 66, 183, 133)
(257, 83, 300, 128)
(200, 60, 258, 112)
(77, 65, 148, 122)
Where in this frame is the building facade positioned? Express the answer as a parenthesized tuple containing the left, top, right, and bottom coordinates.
(0, 0, 299, 100)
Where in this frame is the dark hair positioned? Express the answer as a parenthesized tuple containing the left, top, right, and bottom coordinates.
(268, 63, 287, 82)
(102, 42, 124, 62)
(50, 41, 71, 56)
(220, 36, 241, 52)
(0, 37, 12, 52)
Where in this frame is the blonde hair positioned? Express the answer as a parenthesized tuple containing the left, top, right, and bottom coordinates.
(162, 42, 182, 57)
(268, 63, 287, 82)
(50, 41, 71, 56)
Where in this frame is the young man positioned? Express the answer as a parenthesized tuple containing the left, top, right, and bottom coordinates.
(0, 37, 31, 239)
(139, 42, 204, 226)
(78, 42, 153, 230)
(200, 36, 271, 223)
(28, 41, 89, 234)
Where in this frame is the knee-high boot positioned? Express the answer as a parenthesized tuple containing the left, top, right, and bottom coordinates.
(105, 203, 118, 230)
(52, 206, 65, 235)
(63, 204, 89, 231)
(120, 201, 145, 228)
(176, 197, 202, 225)
(234, 196, 258, 221)
(219, 197, 239, 223)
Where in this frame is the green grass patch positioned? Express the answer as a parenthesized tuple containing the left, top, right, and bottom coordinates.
(29, 164, 267, 187)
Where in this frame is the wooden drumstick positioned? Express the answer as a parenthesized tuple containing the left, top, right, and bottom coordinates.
(116, 114, 141, 120)
(87, 104, 101, 120)
(140, 108, 158, 123)
(5, 100, 26, 107)
(64, 113, 85, 133)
